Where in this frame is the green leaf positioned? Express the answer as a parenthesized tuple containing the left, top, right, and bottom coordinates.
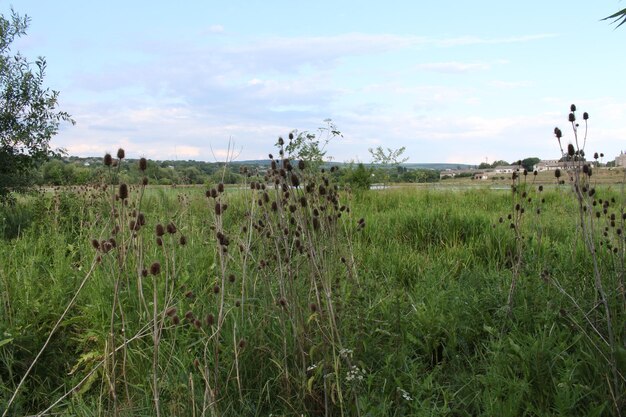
(0, 337, 13, 348)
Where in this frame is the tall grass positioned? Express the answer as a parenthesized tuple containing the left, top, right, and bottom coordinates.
(0, 151, 624, 415)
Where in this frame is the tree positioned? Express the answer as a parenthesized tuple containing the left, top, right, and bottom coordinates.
(0, 9, 74, 201)
(521, 157, 541, 172)
(490, 160, 510, 168)
(603, 7, 626, 28)
(368, 146, 408, 187)
(344, 162, 373, 190)
(281, 119, 342, 171)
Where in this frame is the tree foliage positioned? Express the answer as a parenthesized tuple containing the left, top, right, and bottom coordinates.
(281, 119, 342, 171)
(521, 157, 541, 172)
(603, 7, 626, 28)
(368, 146, 409, 187)
(0, 9, 73, 200)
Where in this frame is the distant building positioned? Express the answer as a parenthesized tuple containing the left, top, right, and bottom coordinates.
(534, 160, 565, 172)
(439, 169, 474, 179)
(616, 151, 626, 167)
(473, 172, 488, 180)
(493, 165, 519, 174)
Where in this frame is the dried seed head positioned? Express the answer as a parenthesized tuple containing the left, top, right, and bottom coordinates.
(166, 222, 177, 234)
(119, 183, 129, 200)
(238, 339, 246, 349)
(156, 236, 163, 246)
(290, 173, 300, 187)
(179, 235, 187, 245)
(217, 183, 224, 193)
(278, 137, 284, 146)
(139, 157, 147, 171)
(165, 307, 177, 316)
(171, 315, 180, 325)
(150, 262, 161, 275)
(568, 112, 575, 122)
(141, 268, 148, 277)
(213, 284, 220, 294)
(91, 239, 100, 250)
(228, 274, 236, 283)
(142, 176, 148, 186)
(583, 112, 589, 120)
(156, 224, 165, 236)
(117, 148, 125, 159)
(554, 169, 561, 179)
(567, 143, 575, 157)
(104, 153, 113, 166)
(554, 127, 562, 139)
(206, 314, 214, 326)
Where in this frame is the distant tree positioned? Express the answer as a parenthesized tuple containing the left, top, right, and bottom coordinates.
(0, 9, 74, 201)
(344, 162, 373, 190)
(368, 146, 409, 187)
(478, 162, 491, 169)
(490, 160, 510, 168)
(282, 119, 342, 171)
(521, 157, 541, 172)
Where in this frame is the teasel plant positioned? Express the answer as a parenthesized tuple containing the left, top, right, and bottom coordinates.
(191, 136, 363, 416)
(551, 105, 625, 413)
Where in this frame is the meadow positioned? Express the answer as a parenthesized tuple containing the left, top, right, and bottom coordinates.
(0, 154, 624, 416)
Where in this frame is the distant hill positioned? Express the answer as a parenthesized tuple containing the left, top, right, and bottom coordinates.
(233, 160, 475, 171)
(65, 156, 475, 171)
(402, 163, 476, 171)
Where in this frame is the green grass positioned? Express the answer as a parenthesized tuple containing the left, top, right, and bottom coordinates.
(0, 179, 624, 416)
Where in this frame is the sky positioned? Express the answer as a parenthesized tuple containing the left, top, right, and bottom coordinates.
(3, 0, 626, 164)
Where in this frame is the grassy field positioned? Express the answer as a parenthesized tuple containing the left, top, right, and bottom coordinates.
(0, 163, 624, 416)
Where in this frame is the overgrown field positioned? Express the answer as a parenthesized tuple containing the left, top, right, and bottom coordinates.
(0, 161, 624, 416)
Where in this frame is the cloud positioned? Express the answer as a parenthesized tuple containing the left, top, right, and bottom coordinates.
(488, 80, 533, 88)
(413, 61, 493, 73)
(204, 24, 224, 34)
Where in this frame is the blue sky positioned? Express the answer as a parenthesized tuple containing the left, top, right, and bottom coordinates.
(3, 0, 625, 164)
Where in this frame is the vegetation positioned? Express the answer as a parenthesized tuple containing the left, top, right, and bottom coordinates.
(0, 9, 73, 201)
(0, 114, 624, 415)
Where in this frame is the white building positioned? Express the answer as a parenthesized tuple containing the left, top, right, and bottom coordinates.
(534, 160, 567, 172)
(616, 151, 626, 167)
(493, 165, 519, 174)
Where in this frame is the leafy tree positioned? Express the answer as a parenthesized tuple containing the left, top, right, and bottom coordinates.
(478, 162, 491, 169)
(368, 146, 408, 187)
(603, 7, 626, 28)
(0, 9, 73, 201)
(281, 119, 342, 171)
(344, 162, 373, 190)
(521, 157, 541, 172)
(490, 160, 510, 168)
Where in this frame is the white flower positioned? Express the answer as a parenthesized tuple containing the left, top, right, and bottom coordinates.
(345, 365, 365, 383)
(339, 348, 353, 359)
(397, 387, 413, 401)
